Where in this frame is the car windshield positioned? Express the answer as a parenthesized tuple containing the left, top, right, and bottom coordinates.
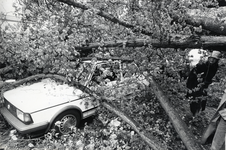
(76, 58, 138, 87)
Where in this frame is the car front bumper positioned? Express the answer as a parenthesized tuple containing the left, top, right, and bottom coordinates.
(0, 107, 49, 134)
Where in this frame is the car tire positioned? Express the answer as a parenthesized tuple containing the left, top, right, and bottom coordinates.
(51, 110, 81, 135)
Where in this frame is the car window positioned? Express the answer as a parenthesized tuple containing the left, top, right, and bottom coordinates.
(90, 61, 121, 86)
(77, 62, 93, 85)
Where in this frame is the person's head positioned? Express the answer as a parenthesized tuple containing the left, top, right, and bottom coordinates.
(208, 51, 221, 64)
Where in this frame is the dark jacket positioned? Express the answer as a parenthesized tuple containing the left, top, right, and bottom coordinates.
(186, 60, 218, 97)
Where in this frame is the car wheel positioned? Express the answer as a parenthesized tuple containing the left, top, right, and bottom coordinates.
(51, 110, 81, 135)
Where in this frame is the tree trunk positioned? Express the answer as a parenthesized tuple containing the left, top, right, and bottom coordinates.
(75, 35, 226, 52)
(148, 77, 203, 150)
(171, 7, 226, 35)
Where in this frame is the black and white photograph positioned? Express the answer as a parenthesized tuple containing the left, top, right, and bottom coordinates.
(0, 0, 226, 149)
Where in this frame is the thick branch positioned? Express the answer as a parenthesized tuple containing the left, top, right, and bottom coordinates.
(102, 101, 167, 150)
(148, 77, 203, 150)
(57, 0, 153, 36)
(172, 7, 226, 35)
(75, 35, 226, 51)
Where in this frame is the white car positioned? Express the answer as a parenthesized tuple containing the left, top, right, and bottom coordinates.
(0, 57, 149, 136)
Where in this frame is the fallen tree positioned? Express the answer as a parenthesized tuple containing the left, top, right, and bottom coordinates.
(2, 0, 224, 149)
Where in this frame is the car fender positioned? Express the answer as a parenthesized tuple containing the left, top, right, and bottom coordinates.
(46, 105, 83, 133)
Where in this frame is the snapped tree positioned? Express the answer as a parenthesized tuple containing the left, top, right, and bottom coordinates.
(1, 0, 226, 149)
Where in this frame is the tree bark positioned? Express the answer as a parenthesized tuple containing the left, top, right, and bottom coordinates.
(171, 7, 226, 35)
(75, 34, 226, 51)
(148, 76, 203, 150)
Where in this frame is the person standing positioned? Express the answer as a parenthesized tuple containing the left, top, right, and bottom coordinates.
(201, 89, 226, 150)
(186, 50, 221, 116)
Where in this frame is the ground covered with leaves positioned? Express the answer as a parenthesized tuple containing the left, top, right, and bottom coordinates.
(0, 69, 225, 150)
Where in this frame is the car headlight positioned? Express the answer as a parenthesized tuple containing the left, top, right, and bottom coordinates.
(16, 109, 33, 124)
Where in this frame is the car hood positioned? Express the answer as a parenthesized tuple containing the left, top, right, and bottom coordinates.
(3, 78, 84, 113)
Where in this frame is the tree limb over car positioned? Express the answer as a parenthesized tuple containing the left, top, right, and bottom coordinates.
(0, 73, 166, 150)
(0, 72, 204, 150)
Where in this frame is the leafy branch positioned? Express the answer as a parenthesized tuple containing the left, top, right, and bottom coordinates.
(57, 0, 153, 36)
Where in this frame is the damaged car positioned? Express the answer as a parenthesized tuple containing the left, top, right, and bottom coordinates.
(0, 57, 149, 136)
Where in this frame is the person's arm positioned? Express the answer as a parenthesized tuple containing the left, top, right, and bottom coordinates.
(202, 64, 218, 88)
(186, 68, 198, 90)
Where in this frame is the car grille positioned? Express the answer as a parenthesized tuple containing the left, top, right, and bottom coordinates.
(3, 98, 17, 117)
